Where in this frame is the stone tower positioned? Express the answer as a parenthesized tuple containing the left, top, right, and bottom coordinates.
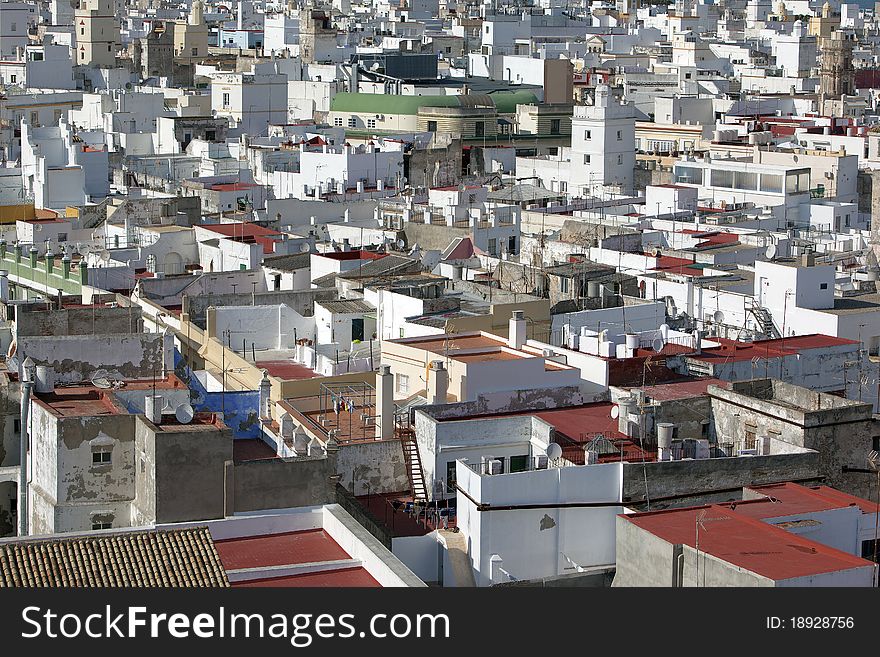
(819, 30, 855, 105)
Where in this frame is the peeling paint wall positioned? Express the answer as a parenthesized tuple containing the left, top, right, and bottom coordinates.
(15, 305, 143, 338)
(336, 440, 409, 496)
(17, 332, 174, 385)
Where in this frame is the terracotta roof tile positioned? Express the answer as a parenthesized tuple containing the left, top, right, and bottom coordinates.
(0, 527, 229, 588)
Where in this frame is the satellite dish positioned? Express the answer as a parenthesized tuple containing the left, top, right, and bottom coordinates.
(766, 244, 778, 260)
(610, 405, 620, 419)
(396, 238, 406, 248)
(300, 242, 311, 253)
(713, 310, 725, 323)
(100, 249, 112, 263)
(652, 247, 662, 257)
(175, 403, 195, 424)
(652, 337, 665, 352)
(546, 443, 563, 461)
(91, 376, 112, 389)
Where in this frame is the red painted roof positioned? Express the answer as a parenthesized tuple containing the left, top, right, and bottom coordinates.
(232, 567, 380, 587)
(651, 255, 704, 276)
(215, 529, 350, 571)
(639, 377, 730, 401)
(317, 250, 386, 262)
(201, 222, 281, 253)
(690, 334, 859, 363)
(624, 503, 874, 581)
(743, 482, 880, 517)
(211, 182, 259, 192)
(255, 360, 319, 380)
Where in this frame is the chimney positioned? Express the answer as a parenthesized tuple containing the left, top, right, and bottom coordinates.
(145, 395, 164, 425)
(375, 365, 394, 440)
(508, 310, 526, 350)
(427, 360, 448, 405)
(259, 369, 271, 420)
(34, 365, 55, 394)
(801, 252, 815, 267)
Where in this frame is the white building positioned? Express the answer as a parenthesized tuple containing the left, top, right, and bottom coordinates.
(570, 85, 636, 197)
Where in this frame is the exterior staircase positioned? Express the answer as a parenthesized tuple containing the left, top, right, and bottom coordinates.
(396, 412, 428, 503)
(747, 300, 780, 339)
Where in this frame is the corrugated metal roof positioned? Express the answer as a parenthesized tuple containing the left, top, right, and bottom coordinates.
(317, 299, 374, 314)
(0, 527, 230, 587)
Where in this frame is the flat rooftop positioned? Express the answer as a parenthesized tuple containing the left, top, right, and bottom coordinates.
(232, 568, 380, 587)
(215, 529, 349, 570)
(32, 375, 188, 418)
(624, 503, 874, 581)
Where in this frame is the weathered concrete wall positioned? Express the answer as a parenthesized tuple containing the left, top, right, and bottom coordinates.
(0, 480, 16, 537)
(654, 396, 713, 442)
(337, 439, 409, 496)
(621, 452, 821, 508)
(152, 420, 233, 524)
(15, 305, 143, 337)
(186, 288, 338, 328)
(0, 376, 20, 467)
(232, 455, 336, 512)
(709, 380, 877, 500)
(17, 332, 173, 385)
(612, 517, 773, 587)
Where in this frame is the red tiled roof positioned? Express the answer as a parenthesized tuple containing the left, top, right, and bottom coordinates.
(255, 360, 318, 380)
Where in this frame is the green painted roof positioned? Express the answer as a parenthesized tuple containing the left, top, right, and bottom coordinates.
(330, 90, 540, 116)
(330, 93, 462, 115)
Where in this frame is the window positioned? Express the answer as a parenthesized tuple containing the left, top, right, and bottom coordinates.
(222, 92, 230, 108)
(820, 283, 828, 290)
(617, 130, 622, 140)
(396, 373, 409, 394)
(584, 130, 591, 139)
(759, 173, 783, 193)
(13, 418, 20, 433)
(710, 169, 734, 188)
(92, 521, 112, 530)
(205, 130, 216, 141)
(446, 461, 457, 490)
(81, 28, 84, 35)
(347, 117, 357, 128)
(583, 154, 591, 164)
(845, 213, 851, 227)
(559, 181, 567, 193)
(367, 118, 376, 129)
(10, 75, 16, 84)
(560, 276, 570, 294)
(550, 118, 561, 134)
(92, 450, 112, 465)
(11, 22, 17, 32)
(427, 120, 437, 131)
(108, 44, 111, 51)
(509, 455, 529, 473)
(192, 47, 198, 56)
(475, 121, 484, 137)
(334, 117, 343, 126)
(488, 237, 497, 255)
(685, 72, 692, 79)
(617, 154, 622, 165)
(57, 232, 67, 242)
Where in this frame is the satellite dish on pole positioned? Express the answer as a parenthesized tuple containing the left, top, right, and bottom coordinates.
(652, 337, 665, 353)
(546, 443, 563, 461)
(610, 405, 620, 419)
(175, 403, 195, 424)
(713, 310, 725, 324)
(765, 244, 778, 260)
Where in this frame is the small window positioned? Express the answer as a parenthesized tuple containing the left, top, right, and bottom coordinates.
(92, 450, 112, 465)
(820, 283, 828, 290)
(617, 154, 623, 165)
(584, 130, 591, 139)
(92, 521, 112, 530)
(334, 117, 343, 126)
(617, 130, 622, 140)
(396, 373, 409, 394)
(205, 130, 216, 141)
(475, 121, 484, 137)
(550, 118, 561, 135)
(347, 117, 357, 128)
(446, 461, 457, 490)
(584, 154, 591, 164)
(685, 72, 692, 79)
(192, 47, 198, 56)
(57, 232, 67, 242)
(367, 118, 376, 129)
(11, 22, 17, 32)
(81, 27, 84, 35)
(222, 92, 230, 108)
(427, 120, 437, 131)
(10, 75, 16, 84)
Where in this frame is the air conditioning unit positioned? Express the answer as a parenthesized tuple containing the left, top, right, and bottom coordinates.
(485, 459, 502, 475)
(534, 455, 549, 470)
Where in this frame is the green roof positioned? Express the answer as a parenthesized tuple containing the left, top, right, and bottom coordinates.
(330, 93, 462, 115)
(329, 91, 540, 116)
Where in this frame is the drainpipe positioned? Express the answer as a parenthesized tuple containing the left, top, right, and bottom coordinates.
(19, 356, 35, 537)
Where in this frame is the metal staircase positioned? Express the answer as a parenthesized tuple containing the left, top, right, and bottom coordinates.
(395, 411, 428, 503)
(747, 300, 780, 339)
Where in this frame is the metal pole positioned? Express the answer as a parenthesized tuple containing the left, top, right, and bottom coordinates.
(19, 374, 33, 536)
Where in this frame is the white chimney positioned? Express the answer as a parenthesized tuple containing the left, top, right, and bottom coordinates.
(508, 310, 526, 350)
(34, 365, 55, 394)
(657, 422, 674, 461)
(375, 365, 394, 440)
(145, 395, 164, 425)
(427, 360, 448, 405)
(259, 370, 271, 420)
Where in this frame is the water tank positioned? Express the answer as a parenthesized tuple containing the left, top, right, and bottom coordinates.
(584, 449, 598, 465)
(587, 280, 601, 297)
(625, 333, 639, 350)
(145, 395, 163, 425)
(34, 365, 54, 394)
(657, 423, 675, 449)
